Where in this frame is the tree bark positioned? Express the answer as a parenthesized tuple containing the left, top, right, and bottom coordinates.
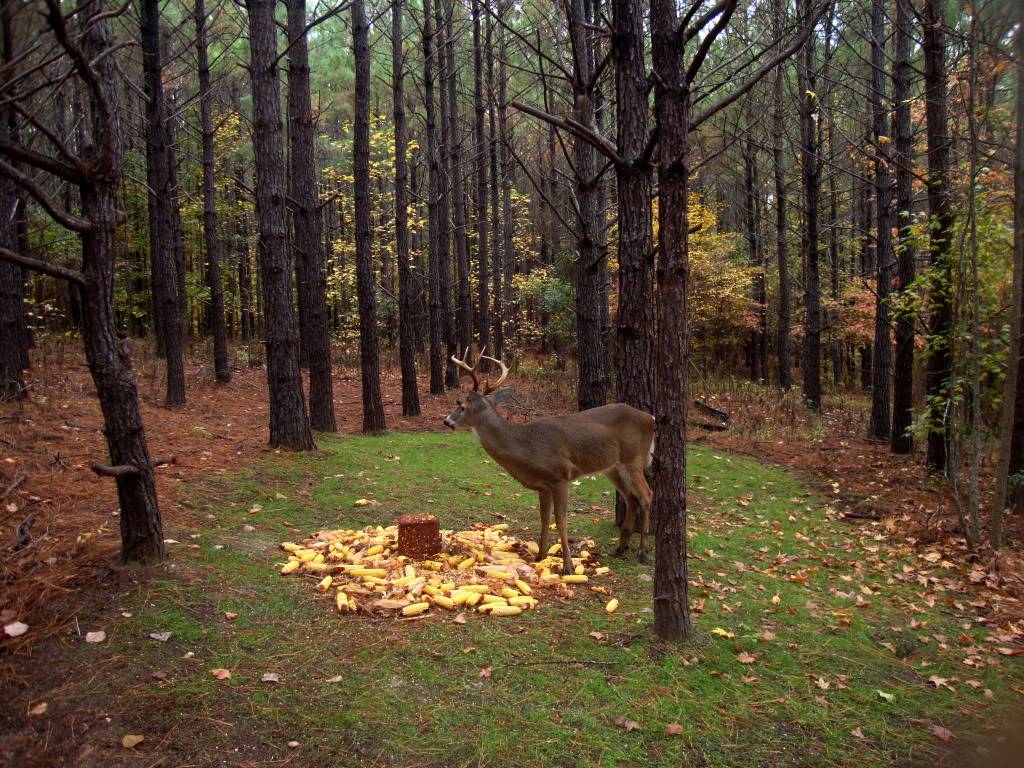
(891, 0, 915, 454)
(487, 9, 503, 360)
(286, 0, 336, 431)
(568, 0, 606, 410)
(423, 0, 445, 394)
(498, 0, 515, 352)
(195, 0, 230, 385)
(435, 0, 457, 388)
(446, 0, 472, 358)
(743, 137, 767, 383)
(245, 0, 314, 450)
(141, 0, 185, 406)
(472, 0, 490, 354)
(921, 0, 954, 472)
(797, 0, 821, 410)
(650, 0, 692, 642)
(772, 0, 791, 390)
(869, 0, 892, 441)
(352, 0, 386, 433)
(393, 0, 421, 417)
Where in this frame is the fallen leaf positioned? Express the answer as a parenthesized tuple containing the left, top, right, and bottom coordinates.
(479, 666, 492, 678)
(928, 675, 953, 690)
(665, 723, 684, 736)
(851, 727, 865, 740)
(287, 740, 300, 749)
(121, 735, 144, 749)
(28, 702, 47, 716)
(996, 647, 1022, 656)
(930, 724, 953, 742)
(353, 498, 371, 507)
(453, 613, 467, 625)
(760, 630, 776, 642)
(84, 631, 106, 644)
(741, 675, 759, 684)
(3, 621, 28, 638)
(771, 595, 781, 605)
(737, 652, 757, 664)
(711, 627, 735, 639)
(149, 632, 171, 642)
(151, 671, 168, 681)
(815, 677, 830, 690)
(589, 631, 606, 642)
(224, 612, 238, 621)
(210, 668, 231, 680)
(613, 716, 641, 732)
(325, 675, 345, 684)
(261, 672, 281, 683)
(877, 690, 895, 702)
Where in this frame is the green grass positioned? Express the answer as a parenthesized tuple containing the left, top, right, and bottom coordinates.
(79, 433, 1022, 767)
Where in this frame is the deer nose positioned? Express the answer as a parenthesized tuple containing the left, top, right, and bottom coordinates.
(443, 416, 455, 429)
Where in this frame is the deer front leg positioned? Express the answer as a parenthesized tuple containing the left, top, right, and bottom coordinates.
(536, 489, 552, 562)
(553, 481, 573, 575)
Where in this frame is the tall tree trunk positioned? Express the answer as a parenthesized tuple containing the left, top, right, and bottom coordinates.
(568, 0, 606, 410)
(487, 9, 503, 360)
(80, 0, 164, 562)
(921, 0, 953, 472)
(650, 0, 691, 642)
(435, 0, 457, 388)
(858, 157, 874, 390)
(424, 0, 445, 394)
(446, 0, 472, 357)
(195, 0, 230, 385)
(472, 0, 490, 353)
(797, 0, 821, 410)
(772, 3, 792, 390)
(993, 16, 1024, 538)
(393, 0, 421, 417)
(141, 0, 185, 406)
(743, 137, 767, 383)
(891, 0, 915, 453)
(869, 0, 893, 441)
(287, 0, 336, 431)
(353, 0, 386, 432)
(499, 0, 515, 352)
(236, 167, 253, 342)
(612, 0, 654, 527)
(245, 0, 314, 449)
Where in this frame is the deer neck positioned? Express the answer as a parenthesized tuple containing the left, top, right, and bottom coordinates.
(473, 406, 517, 461)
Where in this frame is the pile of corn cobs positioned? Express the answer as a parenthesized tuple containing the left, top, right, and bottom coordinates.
(278, 522, 618, 618)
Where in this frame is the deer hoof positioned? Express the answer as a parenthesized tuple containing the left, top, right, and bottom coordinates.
(636, 550, 647, 565)
(613, 545, 629, 558)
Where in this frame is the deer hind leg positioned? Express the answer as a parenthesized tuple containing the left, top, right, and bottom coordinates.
(624, 464, 653, 564)
(537, 489, 553, 562)
(553, 481, 573, 575)
(605, 468, 636, 556)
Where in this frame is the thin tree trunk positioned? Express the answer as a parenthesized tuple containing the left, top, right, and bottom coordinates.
(424, 0, 445, 394)
(891, 0, 915, 454)
(446, 0, 472, 357)
(393, 0, 421, 417)
(487, 9, 503, 360)
(869, 0, 893, 441)
(922, 0, 954, 472)
(797, 0, 821, 410)
(195, 0, 230, 384)
(435, 0, 457, 388)
(473, 0, 490, 353)
(743, 137, 767, 383)
(352, 0, 386, 432)
(772, 0, 791, 390)
(498, 0, 515, 352)
(245, 0, 314, 450)
(287, 0, 336, 431)
(650, 0, 691, 642)
(141, 0, 185, 406)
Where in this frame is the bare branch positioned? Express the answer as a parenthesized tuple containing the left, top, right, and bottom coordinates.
(510, 99, 625, 167)
(0, 246, 86, 286)
(0, 158, 93, 231)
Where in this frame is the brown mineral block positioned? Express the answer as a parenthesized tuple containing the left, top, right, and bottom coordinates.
(397, 514, 441, 559)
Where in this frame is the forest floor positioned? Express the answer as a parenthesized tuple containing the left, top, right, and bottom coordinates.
(2, 348, 1023, 766)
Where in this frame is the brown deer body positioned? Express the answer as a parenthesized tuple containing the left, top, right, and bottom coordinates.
(443, 350, 654, 574)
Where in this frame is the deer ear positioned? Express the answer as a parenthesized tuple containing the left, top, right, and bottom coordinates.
(489, 387, 513, 406)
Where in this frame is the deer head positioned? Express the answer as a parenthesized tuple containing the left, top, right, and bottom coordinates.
(442, 348, 512, 430)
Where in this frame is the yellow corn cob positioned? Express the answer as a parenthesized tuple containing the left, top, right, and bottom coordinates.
(374, 599, 411, 610)
(317, 575, 333, 591)
(335, 592, 350, 612)
(459, 584, 489, 593)
(313, 553, 326, 564)
(366, 544, 384, 557)
(297, 549, 318, 562)
(361, 575, 388, 585)
(515, 579, 533, 595)
(481, 594, 508, 605)
(605, 598, 619, 613)
(548, 543, 562, 555)
(280, 560, 300, 574)
(508, 596, 537, 608)
(465, 592, 482, 606)
(431, 595, 455, 610)
(562, 574, 588, 584)
(420, 560, 442, 571)
(438, 582, 456, 592)
(594, 566, 610, 576)
(404, 564, 416, 579)
(457, 557, 476, 571)
(281, 542, 301, 553)
(451, 591, 472, 605)
(574, 564, 585, 575)
(422, 585, 440, 597)
(401, 602, 430, 617)
(350, 568, 387, 577)
(500, 587, 520, 600)
(488, 605, 524, 617)
(303, 562, 331, 573)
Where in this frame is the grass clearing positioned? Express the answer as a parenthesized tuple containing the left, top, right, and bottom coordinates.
(60, 432, 1023, 766)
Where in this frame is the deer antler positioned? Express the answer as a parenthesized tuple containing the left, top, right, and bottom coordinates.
(451, 346, 483, 391)
(479, 355, 509, 394)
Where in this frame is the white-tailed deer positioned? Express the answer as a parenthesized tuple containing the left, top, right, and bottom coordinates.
(443, 349, 655, 574)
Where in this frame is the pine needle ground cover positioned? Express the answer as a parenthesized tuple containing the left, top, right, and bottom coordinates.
(22, 432, 1024, 767)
